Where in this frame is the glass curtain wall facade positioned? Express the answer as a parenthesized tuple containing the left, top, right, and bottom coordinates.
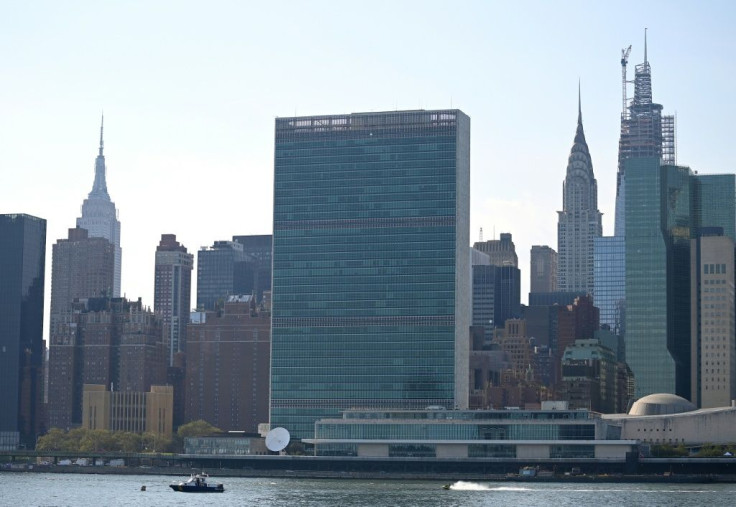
(271, 110, 470, 438)
(625, 157, 670, 397)
(593, 235, 625, 336)
(692, 175, 736, 240)
(625, 158, 688, 397)
(0, 214, 46, 449)
(196, 241, 248, 311)
(308, 409, 601, 458)
(625, 159, 735, 399)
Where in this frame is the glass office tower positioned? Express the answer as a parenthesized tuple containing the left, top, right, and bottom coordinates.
(0, 214, 46, 449)
(593, 235, 625, 336)
(625, 158, 689, 397)
(271, 110, 470, 438)
(625, 158, 735, 399)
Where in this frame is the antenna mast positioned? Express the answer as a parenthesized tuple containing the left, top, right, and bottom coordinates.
(479, 227, 483, 242)
(621, 45, 632, 120)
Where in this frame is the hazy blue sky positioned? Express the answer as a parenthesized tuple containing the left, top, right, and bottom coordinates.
(2, 1, 735, 322)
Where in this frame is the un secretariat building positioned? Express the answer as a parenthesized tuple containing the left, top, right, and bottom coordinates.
(271, 110, 471, 439)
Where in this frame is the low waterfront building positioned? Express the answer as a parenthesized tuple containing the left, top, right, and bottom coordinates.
(304, 407, 636, 459)
(183, 434, 269, 455)
(603, 393, 736, 446)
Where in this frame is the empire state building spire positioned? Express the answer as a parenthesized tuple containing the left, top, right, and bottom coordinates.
(77, 116, 122, 297)
(90, 114, 109, 199)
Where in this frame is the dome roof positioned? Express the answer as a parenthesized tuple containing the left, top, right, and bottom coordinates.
(628, 393, 696, 416)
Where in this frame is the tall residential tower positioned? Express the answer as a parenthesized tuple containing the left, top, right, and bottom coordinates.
(154, 234, 193, 366)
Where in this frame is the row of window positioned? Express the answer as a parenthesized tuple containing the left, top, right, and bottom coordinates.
(314, 422, 595, 441)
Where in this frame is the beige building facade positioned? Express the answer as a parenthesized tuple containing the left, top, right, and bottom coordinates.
(82, 384, 173, 437)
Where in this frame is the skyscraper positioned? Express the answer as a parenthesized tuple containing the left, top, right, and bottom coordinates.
(530, 245, 557, 293)
(690, 230, 736, 408)
(232, 234, 273, 303)
(76, 117, 122, 297)
(557, 91, 602, 293)
(196, 240, 248, 311)
(593, 235, 625, 335)
(47, 227, 115, 430)
(271, 110, 470, 438)
(472, 264, 521, 337)
(595, 36, 674, 371)
(49, 227, 115, 315)
(0, 214, 46, 450)
(154, 234, 193, 366)
(625, 157, 735, 398)
(473, 233, 518, 267)
(615, 34, 676, 237)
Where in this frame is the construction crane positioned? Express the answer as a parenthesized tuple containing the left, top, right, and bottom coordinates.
(621, 45, 632, 120)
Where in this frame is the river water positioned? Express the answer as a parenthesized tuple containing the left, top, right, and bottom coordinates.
(3, 473, 735, 506)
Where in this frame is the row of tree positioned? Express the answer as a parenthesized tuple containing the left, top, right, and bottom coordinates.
(650, 444, 736, 458)
(35, 420, 222, 454)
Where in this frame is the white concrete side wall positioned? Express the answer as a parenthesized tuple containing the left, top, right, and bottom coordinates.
(516, 444, 550, 459)
(594, 444, 631, 459)
(358, 444, 389, 457)
(618, 409, 736, 445)
(436, 444, 468, 458)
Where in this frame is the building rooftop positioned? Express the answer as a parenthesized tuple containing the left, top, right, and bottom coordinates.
(627, 393, 696, 416)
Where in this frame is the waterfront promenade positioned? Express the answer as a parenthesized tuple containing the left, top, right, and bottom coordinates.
(3, 450, 736, 481)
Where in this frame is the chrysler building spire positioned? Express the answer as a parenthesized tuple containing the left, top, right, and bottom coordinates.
(557, 86, 602, 293)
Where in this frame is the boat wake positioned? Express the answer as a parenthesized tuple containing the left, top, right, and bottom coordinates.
(447, 482, 532, 491)
(448, 481, 490, 491)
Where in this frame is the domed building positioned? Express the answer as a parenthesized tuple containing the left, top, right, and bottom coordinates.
(603, 394, 736, 445)
(628, 393, 696, 416)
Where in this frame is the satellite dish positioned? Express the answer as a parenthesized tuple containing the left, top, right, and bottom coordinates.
(265, 427, 290, 452)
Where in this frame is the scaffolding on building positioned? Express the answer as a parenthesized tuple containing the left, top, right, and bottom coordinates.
(661, 114, 676, 165)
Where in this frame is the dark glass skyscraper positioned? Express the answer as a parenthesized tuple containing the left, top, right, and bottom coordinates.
(472, 264, 521, 339)
(271, 110, 470, 438)
(233, 234, 272, 302)
(593, 235, 625, 336)
(625, 157, 735, 398)
(196, 240, 248, 311)
(0, 214, 46, 449)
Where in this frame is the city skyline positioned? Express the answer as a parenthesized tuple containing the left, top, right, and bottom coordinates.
(2, 2, 736, 324)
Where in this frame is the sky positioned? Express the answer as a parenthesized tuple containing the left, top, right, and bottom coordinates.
(2, 1, 736, 335)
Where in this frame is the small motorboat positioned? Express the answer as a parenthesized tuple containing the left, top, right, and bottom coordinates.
(170, 472, 225, 493)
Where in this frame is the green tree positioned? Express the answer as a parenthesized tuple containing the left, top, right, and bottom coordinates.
(650, 444, 688, 457)
(171, 420, 222, 453)
(176, 420, 222, 439)
(79, 429, 117, 452)
(36, 428, 67, 452)
(112, 432, 141, 453)
(141, 432, 173, 453)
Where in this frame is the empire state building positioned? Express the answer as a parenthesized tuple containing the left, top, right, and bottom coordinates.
(76, 117, 122, 296)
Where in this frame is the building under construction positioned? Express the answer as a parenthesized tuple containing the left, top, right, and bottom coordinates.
(615, 31, 676, 236)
